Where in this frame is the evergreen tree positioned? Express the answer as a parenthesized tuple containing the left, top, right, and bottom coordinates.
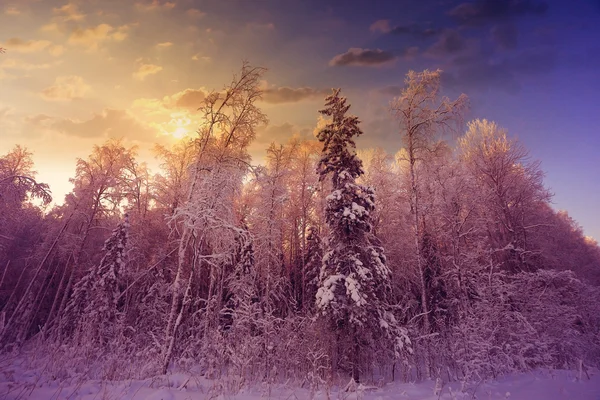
(314, 89, 410, 382)
(63, 214, 129, 345)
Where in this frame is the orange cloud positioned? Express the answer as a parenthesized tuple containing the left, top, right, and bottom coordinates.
(41, 76, 90, 101)
(156, 42, 173, 48)
(2, 38, 52, 53)
(53, 2, 86, 22)
(1, 58, 62, 71)
(52, 108, 159, 142)
(68, 24, 129, 49)
(163, 88, 206, 110)
(133, 63, 163, 80)
(262, 86, 329, 104)
(136, 0, 176, 12)
(4, 6, 20, 15)
(191, 53, 211, 62)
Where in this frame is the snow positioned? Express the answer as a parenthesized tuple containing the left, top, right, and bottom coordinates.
(315, 274, 343, 308)
(1, 357, 599, 400)
(345, 276, 366, 306)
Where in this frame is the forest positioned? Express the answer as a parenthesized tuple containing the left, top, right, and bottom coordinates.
(1, 63, 600, 392)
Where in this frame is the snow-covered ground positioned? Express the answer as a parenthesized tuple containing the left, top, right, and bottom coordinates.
(1, 355, 599, 400)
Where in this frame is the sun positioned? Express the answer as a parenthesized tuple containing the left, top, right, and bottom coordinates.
(172, 126, 188, 139)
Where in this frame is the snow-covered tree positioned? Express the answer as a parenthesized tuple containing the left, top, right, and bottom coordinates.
(458, 119, 551, 272)
(162, 63, 268, 373)
(390, 69, 468, 340)
(315, 89, 410, 382)
(62, 214, 129, 345)
(303, 226, 323, 312)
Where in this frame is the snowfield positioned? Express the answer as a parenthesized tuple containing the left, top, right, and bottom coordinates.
(1, 355, 599, 400)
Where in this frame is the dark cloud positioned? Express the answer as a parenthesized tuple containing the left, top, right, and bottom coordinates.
(329, 48, 397, 67)
(53, 109, 158, 142)
(172, 89, 206, 110)
(370, 19, 440, 38)
(157, 88, 207, 110)
(449, 0, 548, 25)
(491, 23, 519, 49)
(427, 29, 466, 56)
(389, 25, 441, 38)
(262, 87, 329, 104)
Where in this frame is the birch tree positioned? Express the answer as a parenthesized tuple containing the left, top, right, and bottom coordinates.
(390, 69, 467, 339)
(162, 63, 267, 373)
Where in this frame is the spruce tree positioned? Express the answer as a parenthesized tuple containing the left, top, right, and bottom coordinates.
(315, 89, 410, 383)
(63, 214, 129, 345)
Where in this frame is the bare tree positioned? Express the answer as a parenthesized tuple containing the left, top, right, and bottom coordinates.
(390, 70, 467, 338)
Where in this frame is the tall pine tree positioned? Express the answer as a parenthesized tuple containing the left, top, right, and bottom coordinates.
(315, 89, 410, 383)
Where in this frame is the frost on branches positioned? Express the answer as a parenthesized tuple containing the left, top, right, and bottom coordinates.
(314, 89, 411, 382)
(61, 214, 129, 346)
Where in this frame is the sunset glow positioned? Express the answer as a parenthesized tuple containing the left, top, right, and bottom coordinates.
(1, 0, 599, 239)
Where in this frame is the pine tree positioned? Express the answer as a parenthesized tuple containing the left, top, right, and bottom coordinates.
(315, 89, 410, 383)
(62, 214, 129, 345)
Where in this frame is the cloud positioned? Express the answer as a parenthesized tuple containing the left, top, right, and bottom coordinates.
(41, 75, 90, 101)
(4, 6, 20, 15)
(255, 122, 312, 145)
(262, 87, 329, 104)
(1, 58, 62, 71)
(427, 29, 466, 56)
(0, 106, 15, 120)
(370, 19, 391, 33)
(449, 0, 548, 25)
(186, 8, 205, 18)
(370, 19, 439, 37)
(53, 2, 85, 22)
(25, 114, 54, 126)
(49, 45, 65, 56)
(156, 42, 173, 48)
(247, 22, 276, 32)
(0, 70, 13, 80)
(491, 23, 518, 49)
(329, 48, 397, 67)
(40, 23, 63, 34)
(135, 0, 176, 11)
(391, 26, 440, 37)
(53, 109, 158, 141)
(68, 24, 129, 49)
(133, 88, 208, 115)
(191, 53, 211, 62)
(2, 38, 52, 53)
(162, 88, 206, 110)
(133, 63, 163, 80)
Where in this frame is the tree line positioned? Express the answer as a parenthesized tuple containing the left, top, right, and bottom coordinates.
(1, 64, 599, 387)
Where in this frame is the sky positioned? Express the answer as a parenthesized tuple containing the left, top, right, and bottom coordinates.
(0, 0, 599, 239)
